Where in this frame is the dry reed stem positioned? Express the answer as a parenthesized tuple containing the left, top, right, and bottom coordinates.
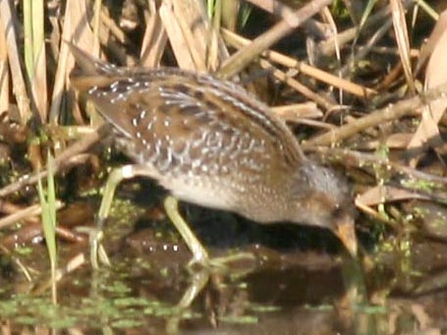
(0, 201, 63, 230)
(159, 0, 224, 71)
(219, 0, 332, 79)
(258, 58, 337, 110)
(159, 0, 203, 70)
(406, 10, 447, 167)
(0, 13, 9, 116)
(0, 0, 32, 123)
(49, 0, 99, 124)
(356, 185, 431, 207)
(221, 28, 376, 99)
(140, 2, 167, 67)
(303, 81, 447, 147)
(272, 102, 323, 121)
(24, 0, 48, 122)
(390, 0, 415, 94)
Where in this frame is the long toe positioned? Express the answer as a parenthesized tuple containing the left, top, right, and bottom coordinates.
(76, 227, 111, 268)
(187, 251, 256, 272)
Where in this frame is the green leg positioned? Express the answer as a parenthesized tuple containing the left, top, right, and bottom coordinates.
(91, 164, 144, 268)
(164, 196, 209, 266)
(97, 165, 139, 222)
(166, 269, 210, 334)
(164, 197, 255, 268)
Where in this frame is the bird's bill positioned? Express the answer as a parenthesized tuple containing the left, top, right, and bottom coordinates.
(334, 219, 358, 257)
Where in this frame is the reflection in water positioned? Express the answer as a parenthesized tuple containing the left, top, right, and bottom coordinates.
(2, 197, 447, 334)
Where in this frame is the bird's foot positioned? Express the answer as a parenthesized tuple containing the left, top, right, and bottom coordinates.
(76, 226, 111, 269)
(187, 251, 256, 272)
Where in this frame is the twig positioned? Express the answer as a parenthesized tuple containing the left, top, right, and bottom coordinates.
(0, 126, 105, 198)
(303, 82, 447, 147)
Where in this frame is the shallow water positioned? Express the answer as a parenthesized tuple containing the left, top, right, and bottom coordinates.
(1, 195, 447, 335)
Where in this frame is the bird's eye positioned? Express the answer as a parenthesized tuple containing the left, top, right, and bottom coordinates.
(331, 204, 345, 219)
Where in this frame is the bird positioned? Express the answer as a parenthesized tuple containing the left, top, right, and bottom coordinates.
(68, 43, 357, 268)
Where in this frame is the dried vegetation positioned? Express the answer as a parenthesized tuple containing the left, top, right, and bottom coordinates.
(0, 0, 446, 331)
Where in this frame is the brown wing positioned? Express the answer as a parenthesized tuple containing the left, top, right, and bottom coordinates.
(69, 43, 304, 184)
